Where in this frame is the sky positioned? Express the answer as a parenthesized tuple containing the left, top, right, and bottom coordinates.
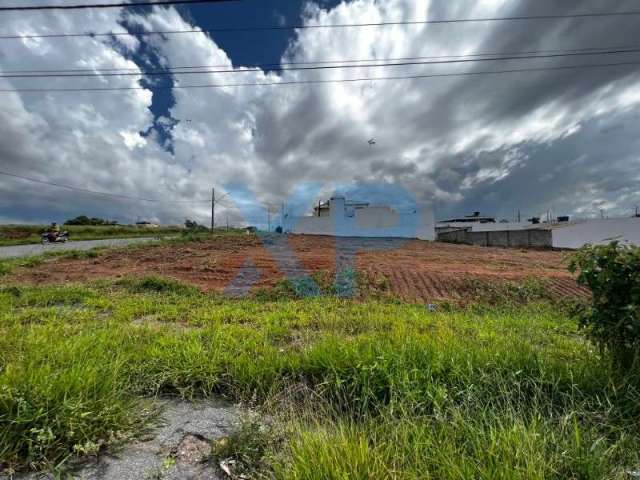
(0, 0, 639, 227)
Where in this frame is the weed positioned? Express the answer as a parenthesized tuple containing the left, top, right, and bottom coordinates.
(117, 276, 199, 295)
(458, 276, 558, 308)
(51, 249, 102, 260)
(0, 262, 11, 276)
(212, 414, 278, 477)
(0, 256, 45, 277)
(253, 279, 299, 301)
(18, 256, 44, 268)
(254, 269, 393, 301)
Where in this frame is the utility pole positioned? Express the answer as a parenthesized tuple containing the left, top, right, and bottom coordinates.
(211, 188, 215, 231)
(517, 209, 521, 223)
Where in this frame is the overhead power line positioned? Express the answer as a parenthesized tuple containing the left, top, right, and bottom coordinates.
(2, 59, 640, 93)
(0, 170, 210, 203)
(3, 43, 639, 75)
(2, 47, 640, 79)
(0, 0, 236, 12)
(1, 9, 640, 37)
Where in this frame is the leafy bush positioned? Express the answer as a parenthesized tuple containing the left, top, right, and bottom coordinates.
(569, 242, 640, 369)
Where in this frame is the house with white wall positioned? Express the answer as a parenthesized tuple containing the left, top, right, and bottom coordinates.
(550, 217, 640, 249)
(290, 196, 435, 240)
(437, 216, 640, 249)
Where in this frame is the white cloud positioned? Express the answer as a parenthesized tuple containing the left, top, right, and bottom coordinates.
(1, 0, 639, 226)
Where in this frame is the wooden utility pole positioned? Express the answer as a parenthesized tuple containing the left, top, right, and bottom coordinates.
(281, 202, 285, 231)
(211, 188, 215, 231)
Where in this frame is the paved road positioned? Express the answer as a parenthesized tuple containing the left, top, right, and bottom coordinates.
(0, 237, 161, 259)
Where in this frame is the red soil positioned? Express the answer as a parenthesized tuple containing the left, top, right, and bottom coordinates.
(6, 235, 586, 301)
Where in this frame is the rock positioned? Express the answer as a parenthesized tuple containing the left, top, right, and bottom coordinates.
(175, 434, 211, 465)
(6, 399, 238, 480)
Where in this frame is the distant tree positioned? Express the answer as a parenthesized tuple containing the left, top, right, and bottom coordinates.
(65, 215, 89, 225)
(184, 219, 208, 232)
(64, 216, 117, 226)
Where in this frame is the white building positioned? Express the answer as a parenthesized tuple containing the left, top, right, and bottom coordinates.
(290, 196, 435, 240)
(550, 217, 640, 249)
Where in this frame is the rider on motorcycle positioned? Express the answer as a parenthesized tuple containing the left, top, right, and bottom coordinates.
(47, 222, 60, 241)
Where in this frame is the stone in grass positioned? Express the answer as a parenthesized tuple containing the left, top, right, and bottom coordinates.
(175, 434, 212, 465)
(4, 400, 238, 480)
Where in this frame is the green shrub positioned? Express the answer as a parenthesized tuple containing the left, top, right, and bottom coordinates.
(117, 276, 198, 295)
(569, 242, 640, 369)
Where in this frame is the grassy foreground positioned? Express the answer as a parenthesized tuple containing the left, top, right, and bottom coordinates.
(0, 278, 639, 478)
(0, 225, 186, 246)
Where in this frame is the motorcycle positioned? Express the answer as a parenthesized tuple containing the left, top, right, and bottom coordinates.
(41, 231, 70, 245)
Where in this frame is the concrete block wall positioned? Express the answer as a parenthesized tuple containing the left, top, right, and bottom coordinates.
(508, 230, 530, 247)
(436, 229, 469, 244)
(528, 229, 553, 248)
(437, 228, 552, 248)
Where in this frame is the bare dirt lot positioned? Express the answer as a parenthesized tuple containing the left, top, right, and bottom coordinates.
(5, 235, 586, 302)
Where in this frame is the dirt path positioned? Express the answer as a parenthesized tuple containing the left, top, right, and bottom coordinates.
(5, 235, 586, 301)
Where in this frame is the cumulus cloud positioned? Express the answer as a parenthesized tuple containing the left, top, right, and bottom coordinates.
(0, 0, 639, 227)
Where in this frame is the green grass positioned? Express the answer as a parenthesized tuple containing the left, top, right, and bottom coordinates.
(0, 278, 638, 478)
(0, 224, 187, 246)
(0, 249, 105, 277)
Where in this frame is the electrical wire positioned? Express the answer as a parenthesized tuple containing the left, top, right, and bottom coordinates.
(2, 43, 638, 75)
(2, 59, 639, 93)
(0, 170, 211, 203)
(1, 9, 640, 36)
(2, 47, 640, 79)
(0, 0, 236, 12)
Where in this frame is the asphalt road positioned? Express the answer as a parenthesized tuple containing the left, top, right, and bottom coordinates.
(0, 237, 161, 259)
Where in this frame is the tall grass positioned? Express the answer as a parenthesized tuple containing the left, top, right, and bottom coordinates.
(0, 279, 638, 477)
